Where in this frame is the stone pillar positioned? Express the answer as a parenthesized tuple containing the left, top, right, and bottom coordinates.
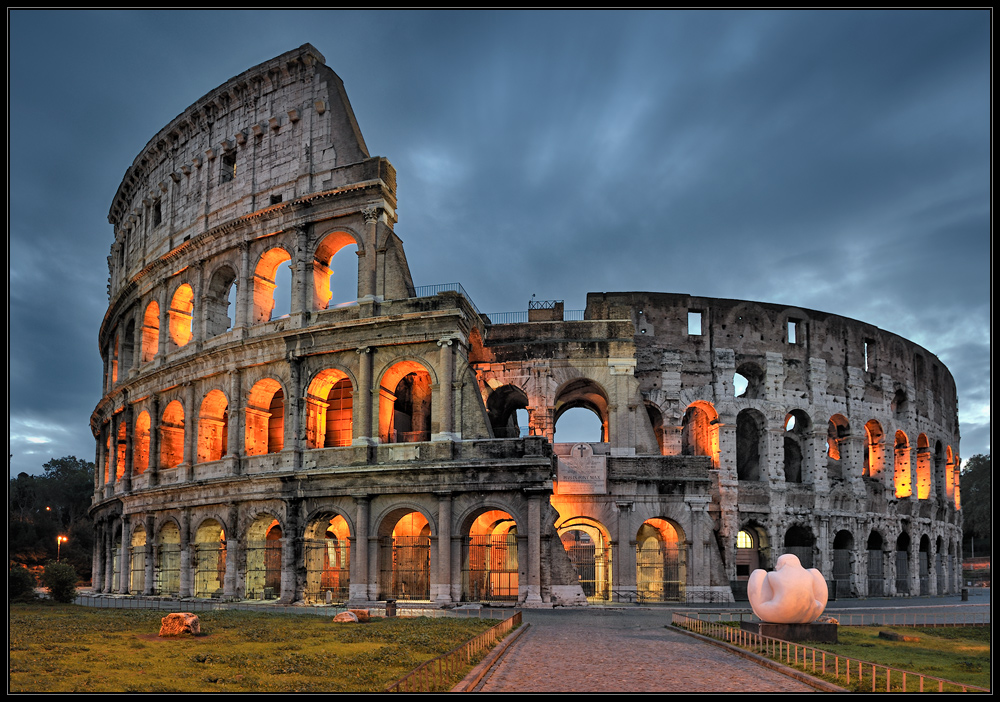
(131, 312, 143, 377)
(290, 225, 310, 326)
(156, 283, 169, 363)
(106, 414, 119, 498)
(353, 346, 375, 445)
(226, 369, 242, 475)
(180, 382, 195, 482)
(524, 490, 544, 604)
(224, 503, 239, 599)
(191, 261, 204, 346)
(287, 355, 302, 470)
(280, 501, 299, 603)
(614, 501, 637, 602)
(148, 394, 160, 487)
(118, 519, 130, 594)
(144, 514, 156, 595)
(361, 206, 379, 301)
(94, 426, 105, 497)
(178, 510, 192, 598)
(103, 523, 115, 592)
(350, 496, 370, 603)
(808, 427, 829, 491)
(435, 492, 453, 603)
(92, 522, 104, 593)
(122, 401, 133, 493)
(435, 338, 455, 441)
(236, 242, 251, 335)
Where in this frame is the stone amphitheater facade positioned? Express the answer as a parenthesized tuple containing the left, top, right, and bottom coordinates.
(90, 44, 963, 606)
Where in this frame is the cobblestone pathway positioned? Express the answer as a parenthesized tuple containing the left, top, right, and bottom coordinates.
(477, 609, 818, 693)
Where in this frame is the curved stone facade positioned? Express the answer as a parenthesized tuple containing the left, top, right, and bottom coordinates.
(91, 45, 962, 606)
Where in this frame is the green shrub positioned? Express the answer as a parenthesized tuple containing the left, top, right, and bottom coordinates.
(41, 562, 79, 603)
(9, 566, 37, 601)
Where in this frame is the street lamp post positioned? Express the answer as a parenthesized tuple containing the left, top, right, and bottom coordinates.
(57, 536, 68, 562)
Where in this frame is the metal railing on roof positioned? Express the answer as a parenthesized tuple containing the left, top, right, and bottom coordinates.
(412, 282, 482, 316)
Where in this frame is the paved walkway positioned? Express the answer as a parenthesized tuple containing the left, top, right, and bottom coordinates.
(477, 608, 817, 693)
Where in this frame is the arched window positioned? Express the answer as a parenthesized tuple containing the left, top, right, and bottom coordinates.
(313, 230, 360, 309)
(245, 378, 284, 455)
(553, 378, 609, 443)
(168, 284, 194, 347)
(160, 400, 185, 469)
(252, 247, 292, 323)
(894, 430, 912, 498)
(134, 411, 150, 474)
(783, 410, 810, 483)
(681, 403, 717, 458)
(197, 389, 229, 463)
(141, 301, 159, 363)
(306, 369, 354, 448)
(736, 409, 766, 481)
(379, 361, 432, 444)
(915, 434, 931, 499)
(205, 265, 238, 337)
(487, 385, 529, 439)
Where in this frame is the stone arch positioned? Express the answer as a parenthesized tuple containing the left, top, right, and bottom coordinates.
(140, 300, 159, 364)
(377, 507, 434, 601)
(159, 400, 185, 470)
(305, 367, 354, 448)
(736, 408, 767, 481)
(313, 229, 361, 310)
(193, 517, 227, 598)
(636, 518, 686, 602)
(645, 403, 666, 455)
(734, 360, 766, 399)
(832, 529, 855, 598)
(894, 430, 912, 498)
(204, 263, 238, 337)
(129, 523, 147, 594)
(895, 531, 911, 594)
(782, 409, 812, 484)
(197, 389, 229, 463)
(866, 530, 886, 596)
(945, 445, 957, 503)
(244, 513, 283, 600)
(681, 401, 718, 459)
(864, 419, 884, 479)
(134, 410, 151, 474)
(826, 414, 850, 480)
(553, 377, 610, 443)
(155, 520, 181, 596)
(168, 283, 194, 347)
(915, 433, 931, 499)
(891, 388, 908, 418)
(783, 525, 815, 568)
(918, 534, 932, 596)
(736, 523, 770, 582)
(110, 330, 120, 385)
(460, 506, 520, 602)
(556, 516, 613, 602)
(378, 359, 434, 444)
(252, 246, 292, 324)
(245, 377, 285, 455)
(303, 510, 352, 604)
(121, 318, 136, 374)
(486, 384, 529, 439)
(115, 420, 127, 481)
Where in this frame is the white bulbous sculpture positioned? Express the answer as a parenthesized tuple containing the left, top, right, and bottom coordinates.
(747, 553, 828, 624)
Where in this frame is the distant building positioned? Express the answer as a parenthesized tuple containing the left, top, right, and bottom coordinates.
(91, 45, 963, 605)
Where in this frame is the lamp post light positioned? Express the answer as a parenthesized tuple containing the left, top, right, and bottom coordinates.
(57, 536, 68, 562)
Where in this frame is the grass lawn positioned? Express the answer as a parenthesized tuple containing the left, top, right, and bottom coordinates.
(9, 603, 505, 692)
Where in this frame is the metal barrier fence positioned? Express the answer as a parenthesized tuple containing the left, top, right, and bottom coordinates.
(672, 613, 989, 692)
(678, 609, 990, 627)
(385, 612, 522, 692)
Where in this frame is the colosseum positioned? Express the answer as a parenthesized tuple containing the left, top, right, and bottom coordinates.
(90, 44, 963, 607)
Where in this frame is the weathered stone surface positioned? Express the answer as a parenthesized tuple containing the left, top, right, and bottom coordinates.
(332, 611, 359, 623)
(159, 612, 200, 637)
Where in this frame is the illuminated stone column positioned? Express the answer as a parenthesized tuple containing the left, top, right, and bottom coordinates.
(524, 490, 544, 604)
(236, 242, 251, 335)
(191, 261, 204, 346)
(360, 206, 379, 301)
(353, 346, 375, 445)
(106, 414, 119, 499)
(287, 355, 302, 470)
(223, 503, 239, 599)
(434, 492, 453, 603)
(290, 225, 310, 326)
(118, 519, 130, 594)
(226, 369, 242, 476)
(92, 522, 104, 593)
(147, 394, 160, 487)
(94, 426, 105, 496)
(180, 382, 195, 482)
(156, 283, 168, 363)
(144, 514, 155, 595)
(279, 501, 298, 603)
(350, 495, 370, 603)
(103, 523, 115, 592)
(178, 510, 192, 598)
(435, 338, 455, 441)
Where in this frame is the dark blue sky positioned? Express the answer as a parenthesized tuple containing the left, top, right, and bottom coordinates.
(9, 9, 990, 476)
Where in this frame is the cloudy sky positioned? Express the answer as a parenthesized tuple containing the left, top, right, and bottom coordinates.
(9, 9, 990, 477)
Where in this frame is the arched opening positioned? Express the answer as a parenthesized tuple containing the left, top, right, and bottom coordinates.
(891, 389, 908, 418)
(115, 421, 127, 481)
(646, 404, 666, 455)
(159, 400, 185, 470)
(636, 518, 686, 602)
(554, 378, 609, 443)
(832, 530, 855, 598)
(736, 409, 766, 481)
(205, 265, 238, 337)
(935, 536, 945, 595)
(141, 300, 159, 364)
(915, 434, 931, 499)
(462, 509, 519, 602)
(193, 518, 226, 598)
(486, 385, 529, 439)
(734, 361, 765, 399)
(378, 510, 431, 601)
(134, 411, 150, 474)
(197, 389, 229, 463)
(111, 332, 119, 385)
(245, 515, 282, 600)
(681, 402, 718, 459)
(304, 513, 351, 604)
(945, 445, 957, 503)
(734, 525, 769, 599)
(379, 361, 432, 444)
(867, 531, 885, 596)
(783, 526, 815, 569)
(155, 522, 181, 596)
(314, 230, 360, 309)
(827, 414, 849, 481)
(245, 378, 284, 455)
(895, 532, 911, 594)
(782, 410, 811, 484)
(111, 532, 122, 591)
(129, 525, 146, 594)
(306, 369, 354, 448)
(864, 419, 884, 479)
(252, 247, 292, 323)
(918, 535, 931, 596)
(557, 518, 612, 602)
(894, 430, 912, 498)
(168, 283, 194, 347)
(122, 320, 135, 374)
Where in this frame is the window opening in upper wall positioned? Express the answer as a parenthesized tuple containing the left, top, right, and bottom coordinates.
(220, 152, 236, 183)
(864, 339, 875, 372)
(787, 319, 800, 344)
(153, 200, 162, 227)
(688, 311, 702, 335)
